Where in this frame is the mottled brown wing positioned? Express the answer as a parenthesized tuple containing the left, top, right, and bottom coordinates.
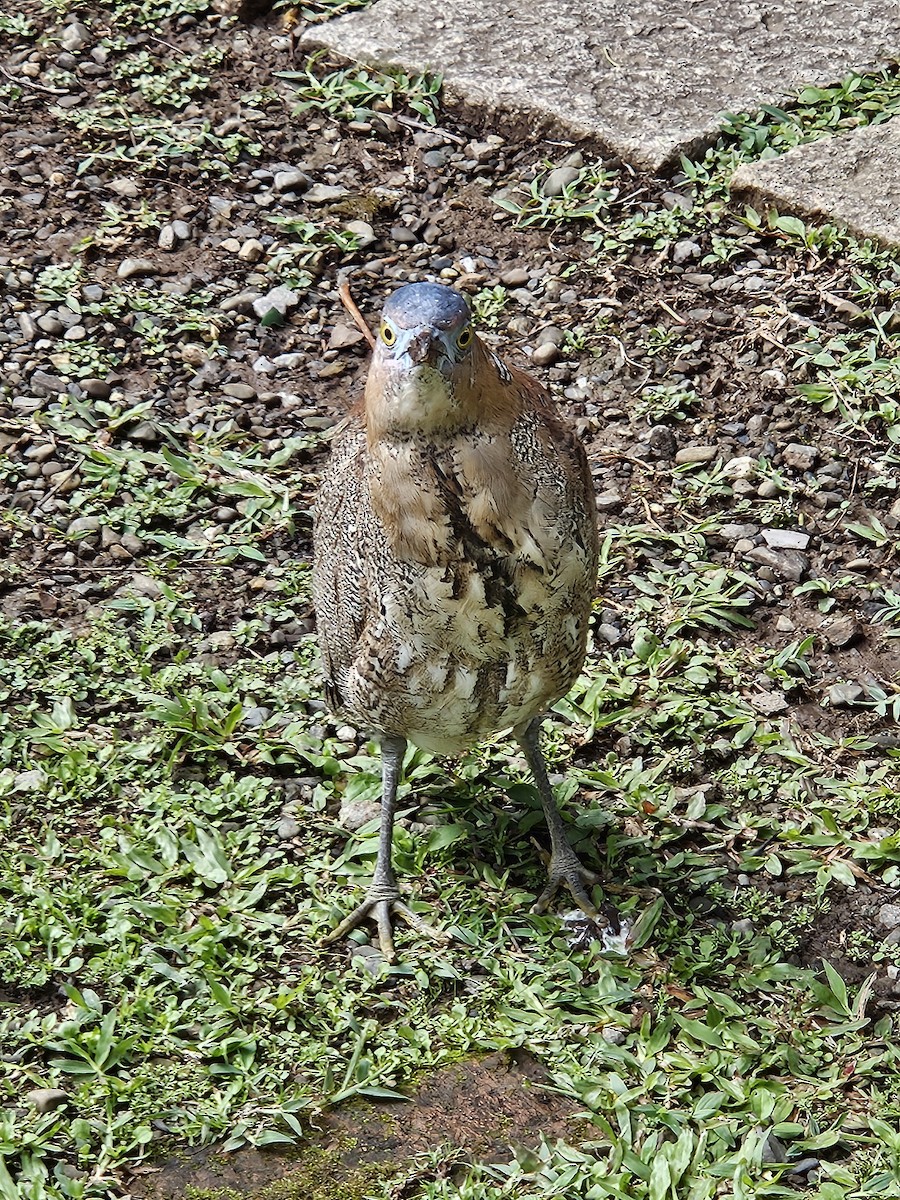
(311, 417, 371, 712)
(508, 361, 600, 567)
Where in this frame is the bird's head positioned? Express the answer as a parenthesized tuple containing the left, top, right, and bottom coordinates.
(365, 282, 480, 436)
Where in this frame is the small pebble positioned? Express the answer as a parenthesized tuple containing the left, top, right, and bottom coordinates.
(826, 681, 864, 707)
(276, 815, 301, 840)
(27, 1088, 69, 1113)
(117, 257, 157, 280)
(824, 616, 862, 649)
(675, 445, 717, 465)
(782, 443, 818, 471)
(877, 904, 900, 930)
(762, 529, 810, 550)
(542, 166, 580, 196)
(531, 342, 559, 366)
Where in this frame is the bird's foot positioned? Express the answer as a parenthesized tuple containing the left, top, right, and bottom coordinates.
(321, 881, 449, 963)
(531, 844, 604, 921)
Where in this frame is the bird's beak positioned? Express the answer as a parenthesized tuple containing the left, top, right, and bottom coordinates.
(406, 328, 444, 368)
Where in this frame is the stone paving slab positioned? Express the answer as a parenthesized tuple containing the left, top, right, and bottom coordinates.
(303, 1, 900, 171)
(731, 119, 900, 247)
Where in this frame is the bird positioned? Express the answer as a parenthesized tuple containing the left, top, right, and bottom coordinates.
(312, 280, 601, 960)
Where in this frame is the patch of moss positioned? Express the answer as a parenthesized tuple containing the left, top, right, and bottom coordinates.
(183, 1139, 400, 1200)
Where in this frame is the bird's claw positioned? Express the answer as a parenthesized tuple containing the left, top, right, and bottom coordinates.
(322, 883, 449, 963)
(531, 847, 603, 920)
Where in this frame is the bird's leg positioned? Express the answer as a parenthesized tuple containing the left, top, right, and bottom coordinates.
(322, 735, 447, 961)
(515, 717, 603, 920)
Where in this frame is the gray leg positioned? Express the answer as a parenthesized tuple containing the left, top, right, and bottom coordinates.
(322, 735, 448, 961)
(515, 717, 601, 918)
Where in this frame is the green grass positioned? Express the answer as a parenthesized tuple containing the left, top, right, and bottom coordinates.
(278, 53, 442, 126)
(3, 520, 900, 1196)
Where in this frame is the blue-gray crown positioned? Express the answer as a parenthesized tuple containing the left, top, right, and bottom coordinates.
(381, 282, 470, 331)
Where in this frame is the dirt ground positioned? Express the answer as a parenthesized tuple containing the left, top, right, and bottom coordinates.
(132, 1050, 579, 1198)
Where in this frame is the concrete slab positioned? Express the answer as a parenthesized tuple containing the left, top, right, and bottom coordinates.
(730, 119, 900, 247)
(302, 1, 900, 172)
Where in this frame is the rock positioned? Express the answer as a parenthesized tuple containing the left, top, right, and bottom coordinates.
(595, 492, 622, 511)
(718, 522, 759, 542)
(109, 177, 140, 198)
(338, 798, 381, 831)
(877, 903, 900, 930)
(80, 377, 111, 400)
(67, 515, 102, 535)
(744, 546, 808, 581)
(536, 325, 566, 346)
(60, 21, 90, 51)
(762, 528, 811, 550)
(303, 0, 900, 175)
(117, 257, 157, 279)
(531, 342, 559, 366)
(345, 219, 376, 247)
(253, 286, 299, 320)
(500, 267, 529, 286)
(158, 224, 177, 251)
(238, 238, 265, 263)
(675, 445, 717, 465)
(37, 313, 64, 335)
(207, 631, 236, 650)
(27, 1088, 69, 1113)
(661, 190, 693, 213)
(422, 148, 450, 168)
(304, 183, 349, 204)
(542, 166, 580, 196)
(129, 421, 160, 443)
(824, 616, 863, 649)
(274, 168, 309, 192)
(826, 681, 864, 707)
(673, 238, 701, 263)
(277, 815, 301, 839)
(220, 291, 261, 314)
(18, 313, 38, 341)
(646, 424, 677, 458)
(749, 691, 789, 715)
(328, 322, 367, 350)
(756, 479, 781, 499)
(30, 369, 68, 395)
(222, 382, 256, 400)
(466, 136, 503, 161)
(171, 220, 191, 241)
(782, 443, 818, 470)
(126, 573, 163, 599)
(723, 455, 757, 479)
(242, 706, 271, 728)
(349, 942, 387, 975)
(13, 768, 47, 792)
(390, 224, 418, 244)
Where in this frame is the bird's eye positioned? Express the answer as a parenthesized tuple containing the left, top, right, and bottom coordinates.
(380, 322, 397, 346)
(457, 325, 473, 349)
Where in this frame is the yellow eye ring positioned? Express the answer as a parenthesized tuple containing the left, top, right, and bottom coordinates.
(380, 322, 397, 346)
(457, 325, 473, 349)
